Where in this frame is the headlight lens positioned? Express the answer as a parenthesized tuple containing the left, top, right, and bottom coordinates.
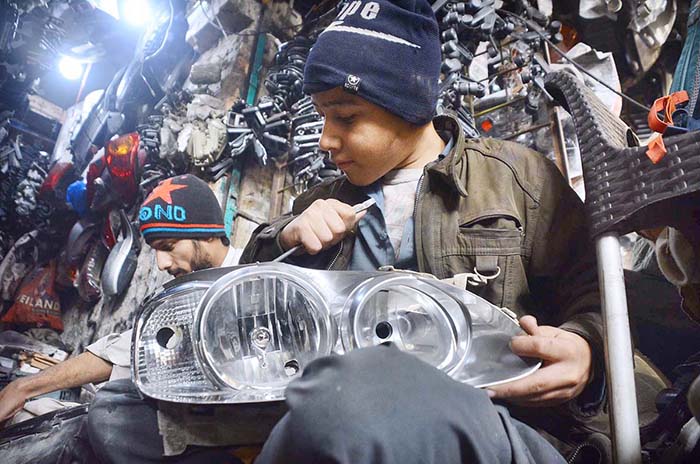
(193, 267, 333, 390)
(341, 275, 471, 375)
(133, 283, 214, 399)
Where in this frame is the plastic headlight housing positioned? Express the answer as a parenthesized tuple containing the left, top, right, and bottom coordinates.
(133, 263, 540, 404)
(193, 266, 333, 391)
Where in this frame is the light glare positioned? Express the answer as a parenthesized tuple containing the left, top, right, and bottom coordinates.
(123, 0, 151, 26)
(58, 56, 84, 80)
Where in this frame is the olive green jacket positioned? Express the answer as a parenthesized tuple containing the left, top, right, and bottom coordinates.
(241, 114, 605, 426)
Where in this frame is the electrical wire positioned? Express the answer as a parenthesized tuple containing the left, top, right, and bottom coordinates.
(499, 9, 652, 114)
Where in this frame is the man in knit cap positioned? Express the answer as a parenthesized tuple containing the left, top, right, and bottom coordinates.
(138, 174, 234, 277)
(0, 174, 240, 462)
(241, 0, 606, 462)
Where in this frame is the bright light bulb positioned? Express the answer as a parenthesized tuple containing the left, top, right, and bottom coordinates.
(58, 56, 84, 80)
(122, 0, 151, 26)
(93, 0, 120, 20)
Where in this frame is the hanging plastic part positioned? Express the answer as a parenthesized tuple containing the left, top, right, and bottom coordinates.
(66, 180, 88, 217)
(77, 241, 109, 303)
(646, 135, 667, 164)
(39, 162, 77, 200)
(85, 155, 106, 207)
(646, 90, 690, 163)
(102, 214, 117, 250)
(648, 91, 690, 134)
(102, 209, 141, 297)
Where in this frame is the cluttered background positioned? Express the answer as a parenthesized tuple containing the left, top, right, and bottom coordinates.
(0, 0, 695, 411)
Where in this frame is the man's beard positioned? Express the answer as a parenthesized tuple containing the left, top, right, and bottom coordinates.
(191, 240, 216, 272)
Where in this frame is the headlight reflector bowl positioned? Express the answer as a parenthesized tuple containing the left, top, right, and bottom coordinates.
(193, 267, 333, 390)
(341, 275, 471, 375)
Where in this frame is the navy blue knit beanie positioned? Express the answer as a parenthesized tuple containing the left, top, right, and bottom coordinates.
(303, 0, 441, 125)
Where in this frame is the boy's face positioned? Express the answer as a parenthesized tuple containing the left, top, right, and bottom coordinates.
(312, 87, 418, 186)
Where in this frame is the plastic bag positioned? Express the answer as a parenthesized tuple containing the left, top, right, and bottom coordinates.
(1, 261, 63, 332)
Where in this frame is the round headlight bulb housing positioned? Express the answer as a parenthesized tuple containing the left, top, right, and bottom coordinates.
(193, 266, 333, 390)
(341, 275, 471, 375)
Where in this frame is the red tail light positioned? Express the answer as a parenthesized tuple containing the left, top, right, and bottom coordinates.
(106, 132, 140, 203)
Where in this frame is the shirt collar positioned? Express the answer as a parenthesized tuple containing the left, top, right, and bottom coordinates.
(221, 247, 238, 267)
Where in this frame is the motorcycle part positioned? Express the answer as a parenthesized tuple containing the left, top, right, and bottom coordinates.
(65, 218, 100, 265)
(101, 209, 141, 297)
(105, 132, 142, 205)
(38, 162, 80, 205)
(77, 240, 109, 303)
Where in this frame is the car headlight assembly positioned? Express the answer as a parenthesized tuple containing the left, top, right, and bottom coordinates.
(132, 281, 214, 401)
(133, 263, 540, 404)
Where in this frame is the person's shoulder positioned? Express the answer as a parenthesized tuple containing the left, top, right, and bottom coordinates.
(468, 137, 554, 174)
(464, 137, 562, 200)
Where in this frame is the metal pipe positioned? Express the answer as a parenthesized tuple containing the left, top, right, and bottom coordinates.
(474, 96, 526, 117)
(549, 106, 570, 180)
(596, 233, 642, 464)
(504, 122, 551, 140)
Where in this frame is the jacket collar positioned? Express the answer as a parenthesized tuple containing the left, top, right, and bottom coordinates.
(425, 113, 470, 198)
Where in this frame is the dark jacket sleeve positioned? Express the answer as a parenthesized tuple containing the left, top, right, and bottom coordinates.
(239, 214, 296, 264)
(528, 158, 606, 417)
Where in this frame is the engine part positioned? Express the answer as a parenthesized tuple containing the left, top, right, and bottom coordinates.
(101, 209, 141, 297)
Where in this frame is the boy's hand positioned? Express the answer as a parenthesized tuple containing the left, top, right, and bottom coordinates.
(487, 315, 592, 407)
(280, 199, 367, 255)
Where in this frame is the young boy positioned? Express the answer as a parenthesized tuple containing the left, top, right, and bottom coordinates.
(241, 0, 606, 462)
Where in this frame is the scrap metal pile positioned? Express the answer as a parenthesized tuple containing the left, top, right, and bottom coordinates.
(0, 0, 194, 313)
(435, 0, 573, 158)
(0, 0, 682, 309)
